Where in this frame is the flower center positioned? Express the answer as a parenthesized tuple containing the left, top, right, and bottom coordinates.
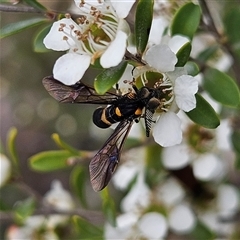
(60, 2, 119, 61)
(186, 124, 215, 153)
(134, 70, 174, 113)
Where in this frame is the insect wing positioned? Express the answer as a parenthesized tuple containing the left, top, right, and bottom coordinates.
(42, 76, 118, 104)
(144, 108, 154, 137)
(89, 120, 133, 191)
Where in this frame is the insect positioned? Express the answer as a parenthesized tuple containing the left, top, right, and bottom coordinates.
(42, 76, 164, 191)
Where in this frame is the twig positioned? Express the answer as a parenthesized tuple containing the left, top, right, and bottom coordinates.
(198, 0, 240, 85)
(0, 3, 42, 13)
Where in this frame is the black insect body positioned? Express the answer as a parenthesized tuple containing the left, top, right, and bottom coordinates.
(42, 76, 163, 191)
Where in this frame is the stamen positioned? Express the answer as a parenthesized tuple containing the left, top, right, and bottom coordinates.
(65, 13, 71, 19)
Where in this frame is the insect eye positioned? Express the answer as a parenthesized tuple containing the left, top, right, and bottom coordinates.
(148, 98, 160, 111)
(139, 87, 150, 98)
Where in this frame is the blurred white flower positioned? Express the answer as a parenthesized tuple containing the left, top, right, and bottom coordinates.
(43, 180, 74, 211)
(156, 177, 185, 207)
(0, 153, 11, 188)
(112, 148, 145, 190)
(120, 170, 150, 212)
(193, 153, 225, 181)
(198, 184, 239, 237)
(44, 0, 132, 85)
(137, 212, 168, 239)
(168, 204, 196, 233)
(217, 184, 239, 219)
(105, 212, 139, 240)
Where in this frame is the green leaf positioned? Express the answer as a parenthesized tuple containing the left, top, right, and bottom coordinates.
(33, 24, 52, 52)
(0, 18, 48, 39)
(14, 197, 35, 224)
(51, 133, 79, 155)
(94, 61, 127, 94)
(145, 144, 164, 188)
(190, 220, 215, 240)
(29, 150, 76, 172)
(23, 0, 47, 11)
(185, 61, 200, 76)
(235, 154, 240, 170)
(186, 93, 220, 129)
(135, 0, 154, 55)
(73, 216, 103, 239)
(175, 41, 192, 67)
(203, 68, 240, 107)
(70, 166, 88, 208)
(6, 127, 19, 167)
(197, 45, 218, 63)
(100, 188, 116, 226)
(223, 7, 240, 45)
(171, 2, 201, 39)
(231, 130, 240, 154)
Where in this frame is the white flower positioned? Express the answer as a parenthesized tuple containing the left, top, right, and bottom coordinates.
(43, 180, 74, 211)
(120, 170, 150, 212)
(168, 204, 196, 233)
(0, 153, 11, 188)
(133, 36, 198, 147)
(44, 0, 133, 85)
(105, 212, 139, 240)
(137, 212, 168, 239)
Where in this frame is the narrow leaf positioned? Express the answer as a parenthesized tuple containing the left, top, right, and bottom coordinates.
(29, 150, 76, 172)
(100, 188, 116, 226)
(204, 68, 240, 107)
(235, 154, 240, 170)
(186, 93, 220, 129)
(51, 133, 79, 155)
(0, 18, 48, 39)
(23, 0, 47, 11)
(94, 61, 127, 94)
(231, 130, 240, 154)
(135, 0, 154, 55)
(191, 220, 215, 240)
(175, 41, 192, 67)
(171, 2, 201, 39)
(6, 127, 18, 167)
(223, 7, 240, 45)
(185, 61, 199, 76)
(33, 24, 52, 52)
(70, 166, 88, 208)
(14, 197, 35, 224)
(197, 45, 218, 63)
(73, 216, 103, 238)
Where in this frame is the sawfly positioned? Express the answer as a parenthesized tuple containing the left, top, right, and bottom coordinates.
(42, 76, 164, 191)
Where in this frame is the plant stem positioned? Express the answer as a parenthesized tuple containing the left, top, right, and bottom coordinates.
(198, 0, 240, 85)
(0, 3, 42, 13)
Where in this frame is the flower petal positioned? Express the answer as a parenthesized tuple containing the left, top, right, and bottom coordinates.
(149, 17, 168, 45)
(153, 112, 182, 147)
(137, 212, 167, 239)
(145, 44, 177, 72)
(43, 18, 77, 51)
(193, 154, 225, 181)
(110, 0, 135, 18)
(168, 35, 190, 54)
(121, 172, 150, 212)
(169, 204, 196, 233)
(53, 53, 91, 85)
(100, 30, 127, 68)
(174, 75, 198, 112)
(162, 144, 190, 169)
(0, 154, 11, 187)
